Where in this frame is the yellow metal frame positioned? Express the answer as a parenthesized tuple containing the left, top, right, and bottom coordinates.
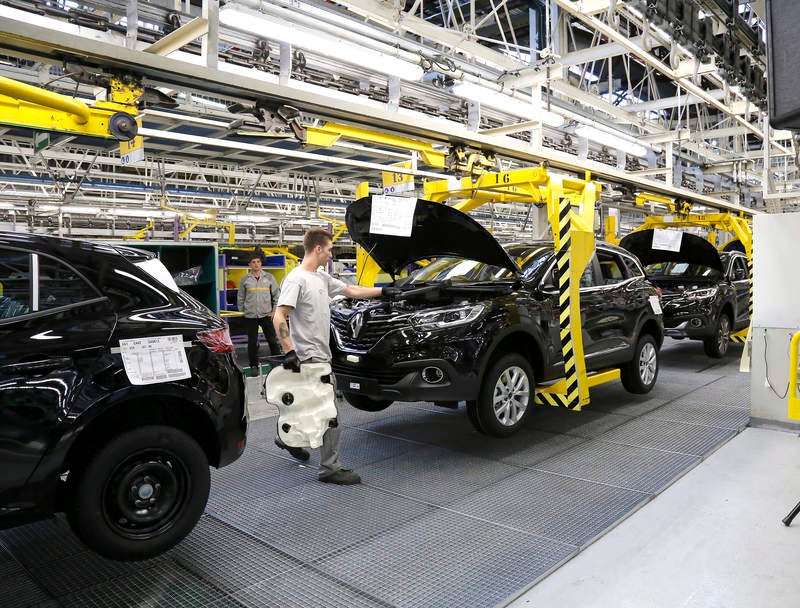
(789, 332, 800, 420)
(0, 74, 141, 140)
(305, 122, 446, 169)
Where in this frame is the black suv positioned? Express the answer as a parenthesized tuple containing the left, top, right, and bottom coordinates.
(330, 198, 663, 437)
(0, 232, 247, 560)
(620, 229, 750, 358)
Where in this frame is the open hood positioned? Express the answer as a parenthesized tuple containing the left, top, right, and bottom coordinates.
(345, 196, 518, 276)
(619, 229, 724, 272)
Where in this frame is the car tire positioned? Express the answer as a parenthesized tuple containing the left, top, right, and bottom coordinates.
(465, 400, 487, 434)
(67, 425, 210, 561)
(342, 392, 394, 412)
(703, 313, 731, 359)
(621, 334, 659, 394)
(474, 353, 534, 437)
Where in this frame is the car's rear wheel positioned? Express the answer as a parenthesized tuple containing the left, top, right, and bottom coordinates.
(67, 425, 209, 561)
(621, 334, 659, 394)
(703, 313, 731, 358)
(342, 392, 394, 412)
(473, 353, 534, 437)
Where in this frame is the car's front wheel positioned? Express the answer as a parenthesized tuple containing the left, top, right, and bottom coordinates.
(473, 353, 534, 437)
(621, 334, 659, 394)
(703, 313, 731, 358)
(67, 425, 210, 561)
(342, 393, 394, 412)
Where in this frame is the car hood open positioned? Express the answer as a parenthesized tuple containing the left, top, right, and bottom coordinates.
(619, 229, 724, 272)
(345, 196, 519, 276)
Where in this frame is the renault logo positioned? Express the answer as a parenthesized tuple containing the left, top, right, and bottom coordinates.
(348, 312, 364, 339)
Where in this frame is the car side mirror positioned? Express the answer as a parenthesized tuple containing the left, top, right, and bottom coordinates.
(541, 268, 558, 292)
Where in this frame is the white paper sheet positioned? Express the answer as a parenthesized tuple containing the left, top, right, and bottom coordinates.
(119, 334, 191, 385)
(652, 228, 683, 252)
(648, 295, 663, 315)
(369, 195, 417, 237)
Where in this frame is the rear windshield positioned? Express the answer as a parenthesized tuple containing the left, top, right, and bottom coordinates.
(134, 258, 180, 292)
(645, 261, 722, 279)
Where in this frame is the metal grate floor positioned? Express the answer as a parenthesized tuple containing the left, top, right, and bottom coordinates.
(0, 340, 749, 608)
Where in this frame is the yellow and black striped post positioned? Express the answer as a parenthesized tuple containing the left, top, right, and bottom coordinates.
(537, 196, 582, 409)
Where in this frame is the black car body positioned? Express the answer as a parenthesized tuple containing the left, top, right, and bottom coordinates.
(620, 229, 750, 358)
(330, 198, 663, 437)
(0, 232, 247, 560)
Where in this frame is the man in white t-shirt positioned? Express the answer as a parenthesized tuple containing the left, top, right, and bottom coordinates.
(272, 228, 398, 484)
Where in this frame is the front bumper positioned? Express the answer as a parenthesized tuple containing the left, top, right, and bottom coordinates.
(332, 358, 479, 402)
(663, 316, 715, 340)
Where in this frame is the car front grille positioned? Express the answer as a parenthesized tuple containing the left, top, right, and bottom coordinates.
(331, 309, 411, 351)
(331, 361, 410, 384)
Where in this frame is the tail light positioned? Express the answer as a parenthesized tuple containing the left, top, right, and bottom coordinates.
(197, 327, 234, 353)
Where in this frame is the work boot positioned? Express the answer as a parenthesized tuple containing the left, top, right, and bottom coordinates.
(274, 437, 310, 462)
(318, 469, 361, 485)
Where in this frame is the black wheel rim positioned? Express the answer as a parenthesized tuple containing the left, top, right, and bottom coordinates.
(102, 448, 191, 540)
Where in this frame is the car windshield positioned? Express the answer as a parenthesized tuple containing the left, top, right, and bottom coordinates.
(404, 245, 551, 284)
(645, 261, 722, 279)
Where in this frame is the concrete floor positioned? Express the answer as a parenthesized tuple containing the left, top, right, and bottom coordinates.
(507, 423, 800, 608)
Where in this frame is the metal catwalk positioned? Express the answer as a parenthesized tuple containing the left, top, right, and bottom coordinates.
(0, 341, 748, 608)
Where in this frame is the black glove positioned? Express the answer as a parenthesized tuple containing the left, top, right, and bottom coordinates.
(282, 350, 301, 372)
(381, 286, 403, 299)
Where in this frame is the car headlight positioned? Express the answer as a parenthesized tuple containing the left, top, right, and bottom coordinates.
(410, 304, 485, 330)
(684, 287, 717, 300)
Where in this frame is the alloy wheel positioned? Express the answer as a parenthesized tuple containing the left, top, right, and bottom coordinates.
(492, 366, 531, 426)
(638, 342, 658, 386)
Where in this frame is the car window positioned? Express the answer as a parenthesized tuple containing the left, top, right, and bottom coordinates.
(731, 257, 749, 281)
(579, 255, 597, 288)
(645, 261, 722, 279)
(621, 255, 643, 278)
(38, 255, 100, 311)
(0, 249, 32, 319)
(596, 250, 627, 285)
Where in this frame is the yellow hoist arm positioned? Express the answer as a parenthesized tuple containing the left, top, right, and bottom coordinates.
(0, 74, 141, 141)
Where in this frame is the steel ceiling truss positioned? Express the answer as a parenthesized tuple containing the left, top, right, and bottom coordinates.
(0, 0, 791, 238)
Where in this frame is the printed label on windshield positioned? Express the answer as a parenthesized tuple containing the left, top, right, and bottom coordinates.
(119, 334, 191, 385)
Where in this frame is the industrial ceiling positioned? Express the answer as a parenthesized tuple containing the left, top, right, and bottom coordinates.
(0, 0, 791, 245)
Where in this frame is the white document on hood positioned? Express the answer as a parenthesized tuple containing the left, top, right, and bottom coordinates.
(119, 334, 191, 385)
(369, 195, 417, 237)
(652, 228, 683, 252)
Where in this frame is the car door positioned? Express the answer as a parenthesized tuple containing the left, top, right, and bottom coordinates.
(580, 248, 643, 365)
(729, 254, 751, 326)
(0, 247, 115, 501)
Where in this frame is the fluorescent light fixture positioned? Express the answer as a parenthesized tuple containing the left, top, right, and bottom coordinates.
(219, 6, 424, 81)
(451, 82, 564, 127)
(575, 124, 649, 157)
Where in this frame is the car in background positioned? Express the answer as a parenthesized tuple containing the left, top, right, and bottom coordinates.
(329, 197, 664, 437)
(0, 232, 247, 560)
(620, 228, 750, 358)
